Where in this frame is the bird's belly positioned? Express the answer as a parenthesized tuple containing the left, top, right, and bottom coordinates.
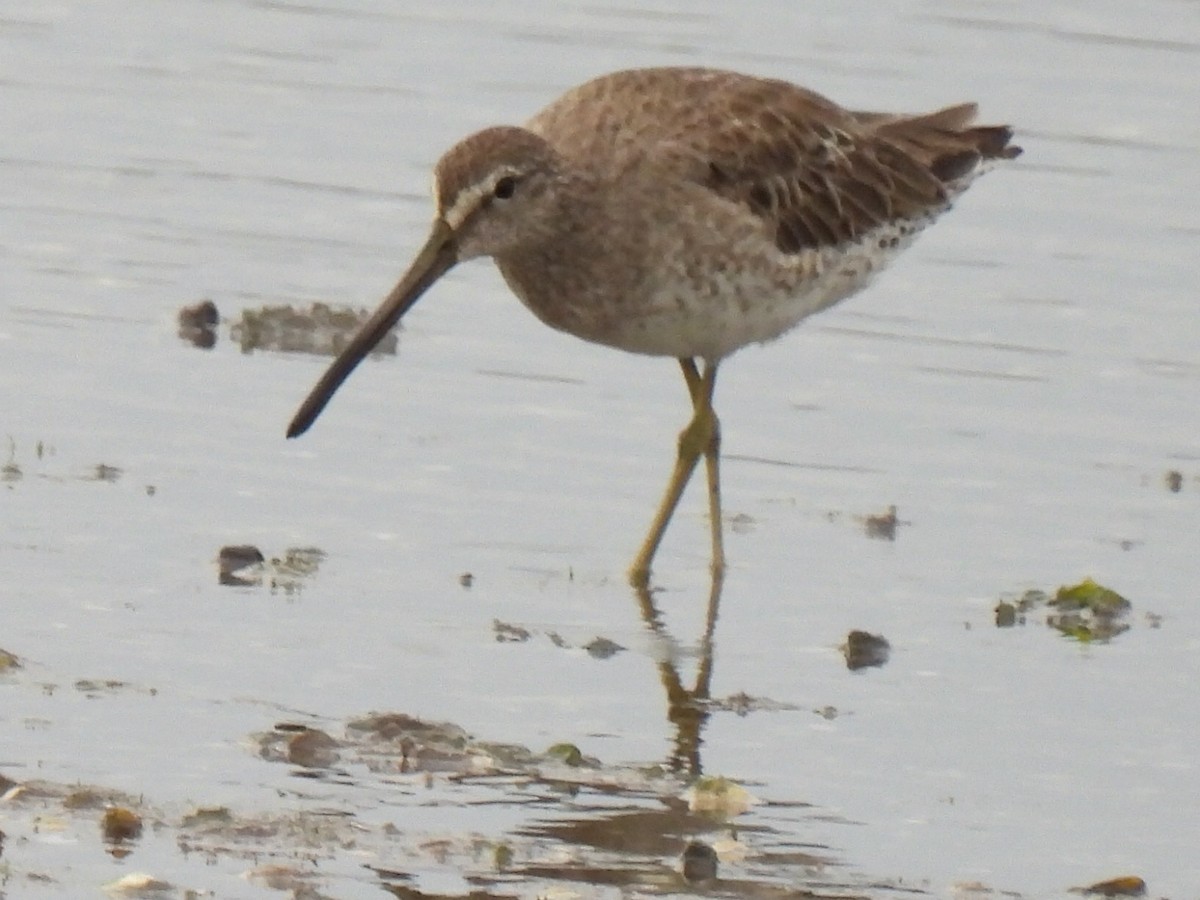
(596, 219, 926, 360)
(499, 217, 926, 361)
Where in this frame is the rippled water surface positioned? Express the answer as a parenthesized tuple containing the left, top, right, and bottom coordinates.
(3, 1, 1199, 897)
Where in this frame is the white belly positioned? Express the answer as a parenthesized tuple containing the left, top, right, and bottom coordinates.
(600, 216, 928, 360)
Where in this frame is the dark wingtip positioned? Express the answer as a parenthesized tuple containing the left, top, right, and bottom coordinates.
(993, 123, 1023, 160)
(931, 148, 983, 182)
(970, 124, 1022, 161)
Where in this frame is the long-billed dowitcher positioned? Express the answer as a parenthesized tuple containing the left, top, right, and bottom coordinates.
(286, 67, 1020, 585)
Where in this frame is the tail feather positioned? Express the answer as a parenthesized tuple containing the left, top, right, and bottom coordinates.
(863, 105, 1022, 184)
(965, 124, 1022, 161)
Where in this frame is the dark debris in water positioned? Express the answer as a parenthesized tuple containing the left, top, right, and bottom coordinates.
(177, 298, 219, 348)
(995, 578, 1139, 643)
(494, 619, 626, 659)
(89, 462, 122, 483)
(0, 709, 992, 900)
(180, 299, 404, 356)
(217, 544, 326, 593)
(243, 711, 858, 895)
(583, 636, 625, 659)
(680, 839, 719, 884)
(3, 780, 160, 874)
(218, 544, 265, 585)
(1070, 875, 1147, 897)
(285, 728, 341, 769)
(101, 806, 144, 844)
(0, 647, 21, 672)
(73, 678, 157, 699)
(492, 619, 531, 643)
(1, 440, 128, 487)
(842, 630, 891, 670)
(862, 504, 901, 541)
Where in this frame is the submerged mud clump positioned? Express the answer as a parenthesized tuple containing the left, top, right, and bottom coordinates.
(285, 728, 341, 769)
(101, 806, 144, 843)
(230, 302, 401, 356)
(842, 630, 891, 670)
(216, 545, 325, 593)
(680, 839, 719, 884)
(179, 300, 402, 355)
(177, 299, 219, 348)
(218, 544, 265, 585)
(862, 504, 900, 541)
(3, 780, 153, 867)
(236, 711, 847, 896)
(0, 709, 1004, 899)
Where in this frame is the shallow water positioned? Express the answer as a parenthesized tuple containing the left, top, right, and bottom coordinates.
(2, 1, 1199, 897)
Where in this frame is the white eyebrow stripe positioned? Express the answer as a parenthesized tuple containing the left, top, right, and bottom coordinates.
(435, 167, 521, 229)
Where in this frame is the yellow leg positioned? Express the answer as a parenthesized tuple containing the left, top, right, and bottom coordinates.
(702, 392, 725, 582)
(628, 359, 724, 586)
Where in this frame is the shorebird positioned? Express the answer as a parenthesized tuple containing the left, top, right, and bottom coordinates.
(286, 67, 1020, 586)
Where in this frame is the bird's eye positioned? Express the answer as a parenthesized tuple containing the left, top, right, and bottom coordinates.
(493, 176, 517, 200)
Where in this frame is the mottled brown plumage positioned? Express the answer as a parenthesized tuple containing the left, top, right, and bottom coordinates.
(526, 68, 1018, 256)
(287, 66, 1020, 584)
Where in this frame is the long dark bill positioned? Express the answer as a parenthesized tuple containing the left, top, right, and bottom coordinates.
(286, 219, 457, 438)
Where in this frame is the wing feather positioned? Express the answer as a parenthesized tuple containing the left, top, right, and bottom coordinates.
(528, 67, 1021, 255)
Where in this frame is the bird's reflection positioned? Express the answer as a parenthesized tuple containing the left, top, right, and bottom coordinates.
(631, 567, 724, 776)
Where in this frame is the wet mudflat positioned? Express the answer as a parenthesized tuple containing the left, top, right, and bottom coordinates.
(2, 1, 1199, 897)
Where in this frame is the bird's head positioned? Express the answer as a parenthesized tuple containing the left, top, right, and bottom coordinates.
(286, 127, 567, 439)
(434, 126, 568, 261)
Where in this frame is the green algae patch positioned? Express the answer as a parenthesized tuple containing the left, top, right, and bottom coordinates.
(1051, 578, 1131, 617)
(1048, 579, 1133, 642)
(995, 579, 1138, 643)
(545, 742, 586, 767)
